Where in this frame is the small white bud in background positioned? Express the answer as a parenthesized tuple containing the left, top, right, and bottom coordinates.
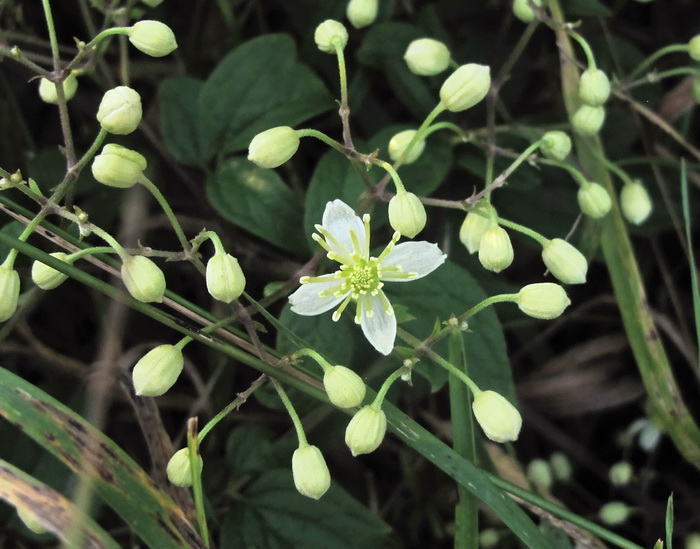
(403, 38, 451, 76)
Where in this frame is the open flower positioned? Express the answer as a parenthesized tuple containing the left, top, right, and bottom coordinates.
(289, 200, 445, 355)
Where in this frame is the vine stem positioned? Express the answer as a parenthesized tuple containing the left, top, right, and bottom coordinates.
(271, 378, 308, 446)
(628, 43, 689, 80)
(187, 419, 209, 548)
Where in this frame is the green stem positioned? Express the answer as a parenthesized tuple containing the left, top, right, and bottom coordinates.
(540, 157, 589, 187)
(628, 43, 689, 81)
(334, 41, 353, 150)
(425, 121, 468, 139)
(271, 378, 307, 446)
(69, 129, 109, 178)
(393, 103, 446, 171)
(89, 225, 128, 260)
(462, 294, 518, 321)
(374, 160, 406, 194)
(64, 27, 132, 72)
(138, 175, 191, 254)
(66, 246, 116, 262)
(569, 30, 597, 69)
(626, 67, 700, 89)
(497, 217, 549, 246)
(295, 129, 347, 155)
(187, 421, 209, 548)
(372, 367, 405, 407)
(292, 348, 333, 374)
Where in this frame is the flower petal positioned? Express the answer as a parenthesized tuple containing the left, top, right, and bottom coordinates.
(289, 280, 346, 316)
(360, 293, 396, 355)
(321, 200, 367, 259)
(380, 241, 446, 281)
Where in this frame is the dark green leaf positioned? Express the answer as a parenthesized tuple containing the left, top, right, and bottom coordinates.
(158, 76, 205, 167)
(561, 0, 612, 17)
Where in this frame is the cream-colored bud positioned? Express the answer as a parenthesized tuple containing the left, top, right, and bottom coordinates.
(314, 20, 349, 54)
(345, 404, 387, 456)
(579, 68, 611, 107)
(97, 86, 143, 135)
(403, 38, 451, 76)
(0, 266, 20, 323)
(549, 452, 572, 482)
(388, 130, 425, 164)
(31, 252, 71, 290)
(388, 191, 427, 238)
(439, 64, 491, 112)
(526, 458, 553, 489)
(478, 225, 513, 273)
(91, 144, 147, 188)
(688, 35, 700, 62)
(346, 0, 378, 29)
(577, 182, 611, 219)
(459, 205, 494, 254)
(608, 461, 633, 486)
(292, 444, 331, 499)
(512, 0, 542, 23)
(206, 252, 246, 303)
(323, 365, 366, 408)
(132, 344, 184, 396)
(17, 506, 49, 534)
(599, 501, 632, 526)
(128, 20, 178, 57)
(620, 181, 652, 225)
(472, 390, 522, 443)
(479, 529, 500, 548)
(166, 448, 203, 487)
(121, 255, 166, 303)
(38, 73, 78, 104)
(516, 283, 571, 319)
(248, 126, 300, 169)
(572, 105, 606, 136)
(541, 131, 571, 161)
(541, 238, 587, 285)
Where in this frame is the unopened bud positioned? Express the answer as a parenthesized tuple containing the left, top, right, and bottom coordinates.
(248, 126, 300, 169)
(16, 507, 49, 534)
(323, 365, 366, 408)
(479, 529, 500, 548)
(541, 131, 571, 161)
(686, 533, 700, 549)
(314, 20, 348, 54)
(572, 105, 606, 136)
(167, 448, 203, 487)
(579, 68, 611, 107)
(459, 205, 494, 254)
(609, 461, 633, 486)
(478, 225, 513, 273)
(388, 130, 425, 164)
(132, 344, 184, 396)
(97, 86, 142, 135)
(516, 283, 570, 319)
(512, 0, 542, 23)
(0, 266, 20, 323)
(688, 35, 700, 62)
(549, 452, 572, 482)
(620, 181, 652, 225)
(92, 144, 147, 188)
(292, 444, 331, 499)
(439, 64, 491, 112)
(38, 73, 78, 104)
(206, 252, 246, 303)
(542, 238, 587, 285)
(403, 38, 451, 76)
(141, 0, 165, 6)
(599, 501, 632, 526)
(128, 20, 178, 57)
(472, 390, 522, 443)
(31, 252, 71, 290)
(345, 404, 387, 456)
(526, 458, 553, 490)
(346, 0, 378, 29)
(577, 182, 611, 219)
(388, 191, 426, 238)
(121, 255, 166, 303)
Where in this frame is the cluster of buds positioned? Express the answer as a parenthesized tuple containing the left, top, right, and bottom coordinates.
(573, 50, 611, 136)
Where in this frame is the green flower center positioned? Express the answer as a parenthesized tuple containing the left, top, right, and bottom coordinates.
(343, 259, 382, 297)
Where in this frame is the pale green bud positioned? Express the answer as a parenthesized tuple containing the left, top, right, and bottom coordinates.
(403, 38, 451, 76)
(542, 238, 587, 285)
(388, 129, 425, 164)
(31, 252, 70, 290)
(478, 225, 513, 273)
(516, 283, 570, 319)
(439, 64, 491, 112)
(132, 344, 184, 396)
(97, 86, 143, 135)
(512, 0, 542, 23)
(526, 458, 553, 490)
(314, 20, 349, 54)
(248, 126, 300, 169)
(541, 130, 571, 161)
(689, 35, 700, 62)
(608, 461, 633, 486)
(598, 501, 632, 526)
(345, 404, 387, 456)
(459, 205, 494, 254)
(17, 506, 49, 534)
(292, 444, 331, 499)
(128, 20, 178, 57)
(572, 105, 606, 136)
(166, 448, 203, 487)
(38, 73, 78, 104)
(686, 533, 700, 549)
(472, 390, 522, 443)
(346, 0, 378, 29)
(579, 68, 611, 107)
(577, 182, 612, 219)
(323, 365, 366, 408)
(620, 181, 652, 225)
(92, 144, 147, 188)
(0, 266, 20, 323)
(549, 452, 572, 482)
(388, 191, 426, 238)
(121, 255, 166, 303)
(141, 0, 164, 6)
(206, 252, 245, 303)
(479, 529, 500, 548)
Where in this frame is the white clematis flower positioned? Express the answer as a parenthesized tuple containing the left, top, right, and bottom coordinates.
(289, 200, 446, 355)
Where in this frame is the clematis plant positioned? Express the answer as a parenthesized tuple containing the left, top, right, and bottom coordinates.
(289, 200, 446, 355)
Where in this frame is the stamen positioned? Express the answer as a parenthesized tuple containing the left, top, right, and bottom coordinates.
(377, 291, 394, 315)
(377, 231, 401, 262)
(362, 214, 371, 258)
(318, 284, 346, 298)
(332, 294, 353, 322)
(314, 224, 354, 265)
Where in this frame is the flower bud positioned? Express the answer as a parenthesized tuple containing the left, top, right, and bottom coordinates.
(128, 20, 178, 57)
(31, 252, 70, 290)
(459, 205, 494, 254)
(540, 131, 571, 161)
(388, 130, 425, 164)
(542, 238, 587, 285)
(472, 390, 522, 443)
(608, 461, 633, 486)
(38, 73, 78, 104)
(598, 501, 632, 526)
(345, 404, 387, 456)
(0, 266, 20, 323)
(121, 255, 166, 303)
(620, 181, 652, 225)
(16, 506, 49, 534)
(167, 448, 204, 487)
(579, 68, 611, 107)
(141, 0, 164, 6)
(206, 252, 246, 303)
(686, 533, 700, 549)
(512, 0, 542, 23)
(314, 20, 348, 54)
(516, 283, 571, 319)
(549, 451, 572, 482)
(526, 458, 553, 490)
(577, 182, 611, 219)
(248, 126, 300, 169)
(403, 38, 451, 76)
(388, 191, 426, 238)
(439, 64, 491, 112)
(689, 35, 700, 62)
(479, 529, 500, 548)
(323, 365, 366, 408)
(572, 105, 606, 136)
(92, 144, 147, 188)
(478, 225, 513, 273)
(96, 86, 143, 135)
(292, 444, 331, 499)
(346, 0, 378, 29)
(132, 344, 184, 396)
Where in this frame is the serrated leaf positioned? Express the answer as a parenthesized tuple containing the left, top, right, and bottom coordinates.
(158, 76, 205, 166)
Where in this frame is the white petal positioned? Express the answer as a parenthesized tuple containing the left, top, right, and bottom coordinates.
(289, 281, 346, 316)
(321, 200, 367, 259)
(380, 241, 446, 281)
(360, 294, 396, 355)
